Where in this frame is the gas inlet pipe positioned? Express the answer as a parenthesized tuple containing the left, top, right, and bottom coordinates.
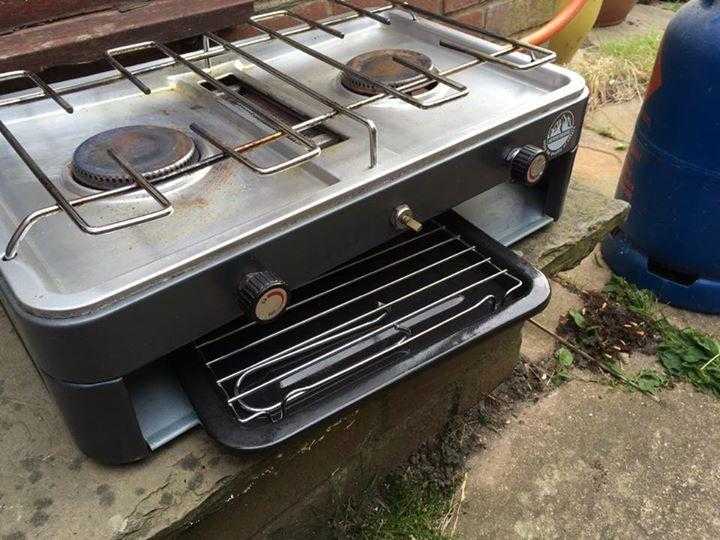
(525, 0, 592, 45)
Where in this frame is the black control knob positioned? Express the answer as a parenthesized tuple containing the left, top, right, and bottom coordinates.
(238, 271, 289, 322)
(508, 145, 548, 185)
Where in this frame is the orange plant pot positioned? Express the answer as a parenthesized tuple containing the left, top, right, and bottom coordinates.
(595, 0, 638, 27)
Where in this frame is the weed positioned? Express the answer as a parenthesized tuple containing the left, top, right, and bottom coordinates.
(603, 275, 657, 318)
(590, 274, 720, 397)
(598, 33, 663, 72)
(551, 347, 575, 386)
(627, 368, 668, 394)
(657, 324, 720, 397)
(662, 1, 685, 13)
(559, 292, 657, 365)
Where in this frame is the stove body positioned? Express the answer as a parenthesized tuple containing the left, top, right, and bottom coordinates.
(0, 3, 588, 463)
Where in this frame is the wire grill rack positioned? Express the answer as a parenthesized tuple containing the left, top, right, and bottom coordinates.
(0, 1, 555, 261)
(194, 221, 525, 424)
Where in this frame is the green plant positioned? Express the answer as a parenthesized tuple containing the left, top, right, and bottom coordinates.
(627, 368, 668, 394)
(603, 275, 657, 318)
(603, 275, 720, 397)
(552, 347, 575, 386)
(662, 1, 685, 13)
(657, 324, 720, 397)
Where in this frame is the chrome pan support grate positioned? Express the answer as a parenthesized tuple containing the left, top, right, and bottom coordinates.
(0, 1, 556, 260)
(179, 213, 550, 450)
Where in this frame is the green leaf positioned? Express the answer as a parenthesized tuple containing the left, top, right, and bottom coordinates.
(568, 309, 586, 329)
(555, 347, 574, 368)
(631, 369, 667, 394)
(658, 350, 683, 374)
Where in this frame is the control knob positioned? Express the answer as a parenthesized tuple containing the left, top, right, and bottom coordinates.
(238, 271, 289, 322)
(507, 145, 548, 185)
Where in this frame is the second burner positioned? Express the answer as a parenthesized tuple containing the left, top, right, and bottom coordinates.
(341, 49, 438, 96)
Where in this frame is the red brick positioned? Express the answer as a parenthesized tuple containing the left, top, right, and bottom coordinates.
(328, 0, 387, 16)
(328, 0, 442, 17)
(405, 0, 443, 14)
(450, 4, 485, 27)
(218, 24, 262, 41)
(443, 0, 480, 14)
(220, 12, 301, 42)
(292, 0, 332, 20)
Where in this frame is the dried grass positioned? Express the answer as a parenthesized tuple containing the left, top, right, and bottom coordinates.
(569, 32, 663, 108)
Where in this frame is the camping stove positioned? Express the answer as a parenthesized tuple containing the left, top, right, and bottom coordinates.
(0, 1, 587, 463)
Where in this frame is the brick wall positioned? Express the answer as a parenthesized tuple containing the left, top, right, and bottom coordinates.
(233, 0, 555, 39)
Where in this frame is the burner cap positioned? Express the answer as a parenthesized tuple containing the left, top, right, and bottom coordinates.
(71, 125, 198, 190)
(341, 49, 436, 96)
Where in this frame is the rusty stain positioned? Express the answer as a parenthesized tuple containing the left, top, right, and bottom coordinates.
(184, 196, 209, 210)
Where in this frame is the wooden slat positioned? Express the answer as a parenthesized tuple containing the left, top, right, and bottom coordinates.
(0, 0, 254, 73)
(0, 1, 122, 34)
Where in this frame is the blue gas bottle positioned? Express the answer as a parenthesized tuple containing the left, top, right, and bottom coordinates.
(602, 0, 720, 313)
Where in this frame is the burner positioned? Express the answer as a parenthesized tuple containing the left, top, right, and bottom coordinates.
(341, 49, 437, 96)
(71, 125, 198, 190)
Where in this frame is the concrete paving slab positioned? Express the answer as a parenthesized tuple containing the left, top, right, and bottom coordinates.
(573, 129, 626, 199)
(558, 245, 612, 293)
(456, 379, 720, 539)
(662, 306, 720, 341)
(514, 182, 628, 275)
(0, 302, 522, 540)
(0, 175, 628, 540)
(587, 4, 676, 46)
(520, 282, 583, 365)
(585, 99, 642, 143)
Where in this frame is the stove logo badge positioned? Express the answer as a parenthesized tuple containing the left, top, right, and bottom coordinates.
(544, 111, 576, 156)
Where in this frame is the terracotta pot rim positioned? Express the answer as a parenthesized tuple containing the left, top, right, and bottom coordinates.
(595, 0, 638, 27)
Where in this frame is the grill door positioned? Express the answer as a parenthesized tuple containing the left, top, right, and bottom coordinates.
(176, 211, 550, 450)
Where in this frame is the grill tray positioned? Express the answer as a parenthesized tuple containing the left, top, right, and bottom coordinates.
(177, 212, 550, 450)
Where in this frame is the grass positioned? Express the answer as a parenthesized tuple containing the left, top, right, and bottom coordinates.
(662, 1, 685, 13)
(570, 31, 663, 108)
(334, 477, 453, 539)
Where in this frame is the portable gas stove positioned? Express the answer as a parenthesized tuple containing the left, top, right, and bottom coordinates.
(0, 1, 587, 463)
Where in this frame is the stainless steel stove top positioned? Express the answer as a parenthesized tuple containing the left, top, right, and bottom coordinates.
(0, 5, 584, 317)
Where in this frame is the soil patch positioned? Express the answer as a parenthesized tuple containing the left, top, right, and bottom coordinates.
(558, 291, 660, 369)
